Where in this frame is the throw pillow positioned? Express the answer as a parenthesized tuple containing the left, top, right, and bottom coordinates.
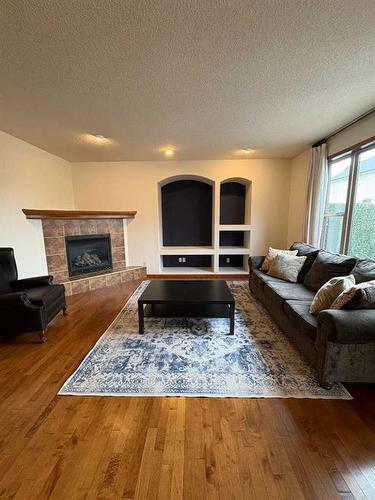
(267, 254, 307, 283)
(260, 247, 298, 273)
(304, 250, 357, 291)
(344, 285, 375, 310)
(309, 275, 355, 315)
(330, 279, 375, 309)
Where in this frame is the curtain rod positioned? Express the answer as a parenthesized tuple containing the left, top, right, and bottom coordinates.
(312, 106, 375, 148)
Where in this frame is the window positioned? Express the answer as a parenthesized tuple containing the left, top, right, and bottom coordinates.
(321, 141, 375, 259)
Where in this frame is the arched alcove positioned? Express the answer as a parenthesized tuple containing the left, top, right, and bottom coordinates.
(220, 178, 250, 225)
(160, 176, 213, 247)
(219, 178, 251, 253)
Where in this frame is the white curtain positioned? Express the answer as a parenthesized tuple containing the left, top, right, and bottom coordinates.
(304, 142, 328, 247)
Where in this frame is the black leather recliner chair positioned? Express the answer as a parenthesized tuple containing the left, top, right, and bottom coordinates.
(0, 248, 67, 342)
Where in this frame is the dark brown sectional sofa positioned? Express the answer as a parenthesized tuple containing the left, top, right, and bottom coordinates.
(249, 242, 375, 387)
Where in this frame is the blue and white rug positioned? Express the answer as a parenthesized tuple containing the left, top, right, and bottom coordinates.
(59, 281, 351, 399)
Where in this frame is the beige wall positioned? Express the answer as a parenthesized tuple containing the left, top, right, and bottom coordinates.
(71, 159, 291, 272)
(287, 149, 310, 246)
(0, 128, 309, 276)
(0, 131, 74, 277)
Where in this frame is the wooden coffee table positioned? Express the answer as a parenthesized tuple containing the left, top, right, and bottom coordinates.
(137, 280, 235, 335)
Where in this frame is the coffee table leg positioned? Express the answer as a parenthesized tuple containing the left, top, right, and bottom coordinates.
(229, 302, 235, 335)
(138, 301, 144, 334)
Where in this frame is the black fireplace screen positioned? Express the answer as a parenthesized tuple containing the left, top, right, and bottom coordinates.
(65, 234, 112, 277)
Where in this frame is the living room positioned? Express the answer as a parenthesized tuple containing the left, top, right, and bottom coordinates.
(0, 1, 374, 499)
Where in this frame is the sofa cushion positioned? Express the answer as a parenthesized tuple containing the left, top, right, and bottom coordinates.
(265, 281, 315, 302)
(284, 300, 318, 340)
(252, 268, 285, 288)
(303, 250, 357, 291)
(289, 242, 320, 282)
(290, 242, 320, 254)
(331, 280, 375, 309)
(352, 258, 375, 284)
(24, 285, 65, 307)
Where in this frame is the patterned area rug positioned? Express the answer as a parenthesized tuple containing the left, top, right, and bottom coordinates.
(59, 281, 351, 399)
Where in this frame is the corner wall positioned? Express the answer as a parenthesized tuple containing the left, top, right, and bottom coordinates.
(287, 149, 310, 246)
(71, 159, 292, 273)
(0, 131, 75, 277)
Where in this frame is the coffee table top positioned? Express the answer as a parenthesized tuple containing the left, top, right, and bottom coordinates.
(138, 280, 234, 304)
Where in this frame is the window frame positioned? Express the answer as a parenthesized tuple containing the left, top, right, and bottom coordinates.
(322, 139, 375, 255)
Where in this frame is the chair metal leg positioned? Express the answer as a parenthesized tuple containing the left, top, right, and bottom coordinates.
(38, 330, 47, 343)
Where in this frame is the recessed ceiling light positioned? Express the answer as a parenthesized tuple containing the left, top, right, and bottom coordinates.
(241, 147, 254, 154)
(81, 133, 113, 145)
(79, 132, 115, 147)
(164, 149, 174, 157)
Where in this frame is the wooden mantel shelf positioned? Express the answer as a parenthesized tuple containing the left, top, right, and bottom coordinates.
(22, 209, 137, 220)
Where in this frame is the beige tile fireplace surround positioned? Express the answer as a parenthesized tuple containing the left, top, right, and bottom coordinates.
(23, 210, 146, 296)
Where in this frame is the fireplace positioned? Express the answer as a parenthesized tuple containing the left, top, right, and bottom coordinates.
(65, 234, 112, 277)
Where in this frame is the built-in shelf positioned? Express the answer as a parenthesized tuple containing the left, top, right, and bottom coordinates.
(160, 246, 215, 255)
(219, 224, 252, 231)
(218, 266, 248, 274)
(218, 247, 250, 254)
(157, 176, 252, 275)
(161, 267, 214, 274)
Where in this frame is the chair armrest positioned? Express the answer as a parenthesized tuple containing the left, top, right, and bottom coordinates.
(317, 309, 375, 344)
(12, 275, 54, 290)
(0, 291, 35, 307)
(248, 256, 265, 272)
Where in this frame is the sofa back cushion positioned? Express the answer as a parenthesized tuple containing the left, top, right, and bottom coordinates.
(303, 250, 357, 291)
(289, 242, 320, 282)
(331, 280, 375, 309)
(351, 258, 375, 284)
(290, 242, 319, 254)
(344, 285, 375, 309)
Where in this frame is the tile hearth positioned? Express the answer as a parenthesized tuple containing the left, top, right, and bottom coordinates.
(62, 266, 146, 296)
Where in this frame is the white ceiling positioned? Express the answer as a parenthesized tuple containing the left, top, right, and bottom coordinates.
(0, 0, 374, 162)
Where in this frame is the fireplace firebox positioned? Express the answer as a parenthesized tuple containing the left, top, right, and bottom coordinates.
(65, 234, 112, 277)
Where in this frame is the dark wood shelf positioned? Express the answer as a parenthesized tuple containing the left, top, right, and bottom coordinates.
(22, 209, 137, 220)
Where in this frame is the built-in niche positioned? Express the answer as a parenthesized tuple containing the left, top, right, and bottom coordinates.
(219, 231, 244, 247)
(158, 175, 251, 274)
(220, 181, 246, 225)
(161, 179, 213, 247)
(219, 255, 244, 268)
(162, 255, 212, 268)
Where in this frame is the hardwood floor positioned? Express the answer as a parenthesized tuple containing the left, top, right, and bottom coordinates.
(0, 279, 374, 499)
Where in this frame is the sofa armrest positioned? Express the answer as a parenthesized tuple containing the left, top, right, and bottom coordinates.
(0, 291, 36, 307)
(248, 256, 265, 273)
(317, 309, 375, 344)
(12, 275, 54, 291)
